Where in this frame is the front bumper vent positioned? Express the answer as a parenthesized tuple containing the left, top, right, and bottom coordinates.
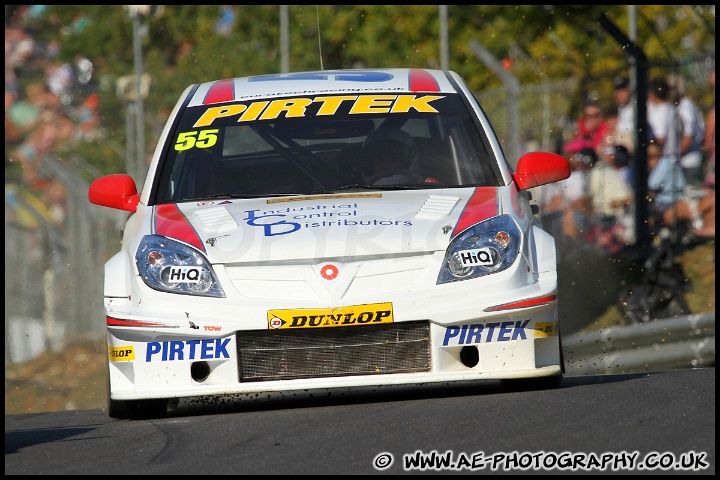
(237, 321, 430, 382)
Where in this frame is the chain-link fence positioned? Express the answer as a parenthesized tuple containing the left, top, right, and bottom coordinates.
(477, 78, 580, 156)
(5, 155, 126, 365)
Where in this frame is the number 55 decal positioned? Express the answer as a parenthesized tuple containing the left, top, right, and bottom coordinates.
(174, 129, 219, 151)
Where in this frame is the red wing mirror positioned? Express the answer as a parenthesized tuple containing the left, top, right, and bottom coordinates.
(512, 152, 570, 191)
(88, 174, 140, 212)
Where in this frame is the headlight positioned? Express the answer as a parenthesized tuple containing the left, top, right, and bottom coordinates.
(135, 234, 225, 297)
(437, 215, 521, 284)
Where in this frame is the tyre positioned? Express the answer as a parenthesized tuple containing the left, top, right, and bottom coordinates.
(502, 333, 563, 391)
(108, 397, 169, 420)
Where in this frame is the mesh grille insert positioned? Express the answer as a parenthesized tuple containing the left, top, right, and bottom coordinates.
(237, 321, 430, 382)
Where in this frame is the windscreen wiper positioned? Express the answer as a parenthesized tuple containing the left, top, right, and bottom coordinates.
(179, 192, 303, 202)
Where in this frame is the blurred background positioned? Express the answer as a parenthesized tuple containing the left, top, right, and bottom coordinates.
(5, 5, 715, 413)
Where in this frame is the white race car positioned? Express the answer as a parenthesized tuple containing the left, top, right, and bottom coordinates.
(89, 68, 570, 419)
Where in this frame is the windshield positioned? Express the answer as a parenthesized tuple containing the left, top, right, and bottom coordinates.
(152, 92, 501, 204)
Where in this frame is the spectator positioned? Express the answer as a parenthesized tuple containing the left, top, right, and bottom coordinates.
(602, 106, 634, 187)
(10, 109, 75, 188)
(563, 101, 608, 155)
(613, 76, 657, 155)
(688, 187, 714, 238)
(702, 70, 715, 193)
(5, 81, 50, 144)
(650, 154, 715, 241)
(77, 91, 100, 138)
(613, 76, 636, 153)
(40, 178, 68, 226)
(646, 142, 687, 234)
(611, 144, 634, 198)
(647, 76, 682, 160)
(676, 69, 715, 240)
(646, 138, 713, 241)
(5, 22, 35, 80)
(604, 105, 619, 138)
(44, 58, 74, 105)
(561, 149, 594, 241)
(678, 185, 715, 239)
(539, 148, 593, 243)
(587, 138, 634, 252)
(668, 74, 706, 188)
(5, 88, 23, 144)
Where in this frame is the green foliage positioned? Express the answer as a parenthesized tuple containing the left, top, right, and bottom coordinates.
(18, 5, 715, 177)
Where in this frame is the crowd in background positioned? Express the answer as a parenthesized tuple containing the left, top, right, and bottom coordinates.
(5, 5, 100, 227)
(540, 71, 715, 254)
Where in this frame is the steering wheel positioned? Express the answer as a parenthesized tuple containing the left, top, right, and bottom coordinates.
(367, 169, 424, 186)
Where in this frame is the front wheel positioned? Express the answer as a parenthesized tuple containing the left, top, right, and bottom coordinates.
(108, 397, 169, 420)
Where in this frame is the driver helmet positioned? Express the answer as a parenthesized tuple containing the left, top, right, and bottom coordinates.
(359, 128, 419, 181)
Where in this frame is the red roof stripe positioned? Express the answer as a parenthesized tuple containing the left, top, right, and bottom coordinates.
(409, 69, 440, 92)
(154, 204, 205, 252)
(203, 79, 235, 105)
(452, 187, 499, 236)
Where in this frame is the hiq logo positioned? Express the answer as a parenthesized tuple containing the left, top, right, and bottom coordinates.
(457, 247, 494, 266)
(167, 266, 202, 283)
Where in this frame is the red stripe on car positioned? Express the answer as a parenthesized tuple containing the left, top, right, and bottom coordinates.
(452, 187, 499, 236)
(106, 316, 177, 327)
(203, 79, 235, 105)
(154, 204, 205, 252)
(484, 294, 558, 312)
(409, 69, 440, 92)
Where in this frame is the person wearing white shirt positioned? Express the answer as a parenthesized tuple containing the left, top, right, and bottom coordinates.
(538, 149, 592, 243)
(668, 74, 706, 187)
(647, 77, 682, 161)
(588, 143, 635, 251)
(613, 76, 654, 154)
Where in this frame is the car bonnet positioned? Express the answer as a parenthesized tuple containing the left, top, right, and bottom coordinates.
(154, 188, 503, 264)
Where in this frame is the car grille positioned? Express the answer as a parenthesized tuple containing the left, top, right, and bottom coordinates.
(237, 321, 430, 382)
